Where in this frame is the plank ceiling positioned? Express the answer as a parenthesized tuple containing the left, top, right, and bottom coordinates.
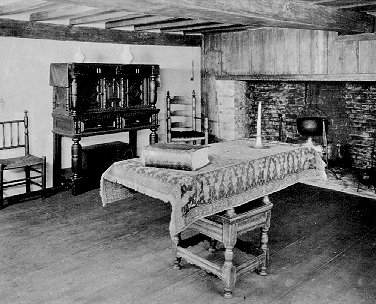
(0, 0, 376, 36)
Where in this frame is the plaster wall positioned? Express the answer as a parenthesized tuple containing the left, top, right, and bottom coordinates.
(0, 37, 201, 194)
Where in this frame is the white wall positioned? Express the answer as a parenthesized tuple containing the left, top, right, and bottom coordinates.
(0, 37, 201, 193)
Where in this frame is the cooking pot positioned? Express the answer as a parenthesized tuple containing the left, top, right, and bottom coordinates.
(296, 117, 329, 137)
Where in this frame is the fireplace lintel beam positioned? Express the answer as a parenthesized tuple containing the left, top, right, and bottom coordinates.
(217, 74, 376, 82)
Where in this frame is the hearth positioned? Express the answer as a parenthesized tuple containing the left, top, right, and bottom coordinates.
(245, 81, 375, 171)
(296, 83, 329, 138)
(214, 78, 376, 199)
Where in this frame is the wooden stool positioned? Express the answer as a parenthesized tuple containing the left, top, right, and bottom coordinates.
(173, 196, 272, 298)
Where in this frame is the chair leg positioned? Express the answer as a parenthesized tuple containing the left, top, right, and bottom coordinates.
(41, 156, 47, 199)
(25, 166, 31, 193)
(0, 164, 3, 209)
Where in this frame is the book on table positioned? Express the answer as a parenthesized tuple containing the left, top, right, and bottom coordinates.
(141, 143, 210, 171)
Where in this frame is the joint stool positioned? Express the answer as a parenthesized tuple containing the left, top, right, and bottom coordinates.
(173, 196, 272, 298)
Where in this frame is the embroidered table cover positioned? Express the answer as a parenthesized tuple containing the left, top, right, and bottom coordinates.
(100, 139, 326, 241)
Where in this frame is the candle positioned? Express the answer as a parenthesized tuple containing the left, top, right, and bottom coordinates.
(255, 100, 263, 148)
(256, 100, 262, 137)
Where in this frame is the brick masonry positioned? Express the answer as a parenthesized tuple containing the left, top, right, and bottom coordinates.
(217, 80, 376, 169)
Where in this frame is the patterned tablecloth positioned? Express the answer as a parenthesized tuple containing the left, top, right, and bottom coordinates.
(100, 139, 327, 241)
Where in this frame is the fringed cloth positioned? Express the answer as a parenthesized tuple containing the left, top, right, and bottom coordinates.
(100, 139, 327, 243)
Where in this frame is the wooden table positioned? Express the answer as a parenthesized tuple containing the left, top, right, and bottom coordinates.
(175, 195, 273, 298)
(101, 139, 326, 297)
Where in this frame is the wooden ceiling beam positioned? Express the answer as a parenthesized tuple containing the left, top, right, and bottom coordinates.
(335, 32, 376, 41)
(134, 19, 209, 31)
(312, 1, 376, 8)
(162, 23, 238, 32)
(43, 0, 375, 33)
(310, 0, 338, 4)
(0, 18, 202, 46)
(69, 10, 142, 25)
(339, 2, 376, 9)
(0, 1, 66, 15)
(218, 73, 376, 82)
(106, 16, 177, 29)
(30, 5, 96, 21)
(103, 6, 350, 32)
(184, 25, 248, 34)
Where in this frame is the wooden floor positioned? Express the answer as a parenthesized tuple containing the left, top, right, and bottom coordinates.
(1, 184, 376, 304)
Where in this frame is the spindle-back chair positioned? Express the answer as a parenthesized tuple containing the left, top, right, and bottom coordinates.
(0, 110, 46, 209)
(166, 90, 208, 145)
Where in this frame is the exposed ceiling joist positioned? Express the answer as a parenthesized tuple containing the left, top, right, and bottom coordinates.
(162, 23, 241, 33)
(69, 10, 141, 25)
(0, 1, 66, 15)
(30, 5, 95, 21)
(184, 25, 248, 34)
(311, 0, 376, 8)
(106, 16, 178, 29)
(335, 1, 376, 9)
(1, 0, 376, 41)
(43, 0, 375, 33)
(134, 19, 210, 31)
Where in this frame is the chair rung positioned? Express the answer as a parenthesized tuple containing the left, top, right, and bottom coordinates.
(3, 175, 43, 185)
(170, 96, 191, 104)
(3, 181, 43, 190)
(0, 119, 24, 124)
(0, 145, 26, 150)
(3, 180, 27, 188)
(3, 179, 43, 188)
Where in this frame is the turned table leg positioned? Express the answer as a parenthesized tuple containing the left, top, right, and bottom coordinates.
(222, 208, 237, 298)
(259, 196, 271, 276)
(259, 225, 269, 276)
(173, 233, 182, 269)
(222, 245, 237, 298)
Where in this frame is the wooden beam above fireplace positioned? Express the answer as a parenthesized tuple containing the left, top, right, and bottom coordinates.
(217, 74, 376, 82)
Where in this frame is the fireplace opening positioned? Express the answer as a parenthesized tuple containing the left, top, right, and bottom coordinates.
(246, 81, 376, 171)
(214, 78, 376, 197)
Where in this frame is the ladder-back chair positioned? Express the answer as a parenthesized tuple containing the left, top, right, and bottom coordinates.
(0, 110, 46, 209)
(166, 90, 209, 145)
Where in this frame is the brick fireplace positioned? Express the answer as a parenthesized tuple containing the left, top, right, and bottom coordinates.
(215, 80, 376, 170)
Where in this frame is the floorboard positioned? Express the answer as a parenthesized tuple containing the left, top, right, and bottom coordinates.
(273, 233, 376, 304)
(0, 183, 375, 304)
